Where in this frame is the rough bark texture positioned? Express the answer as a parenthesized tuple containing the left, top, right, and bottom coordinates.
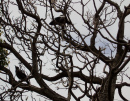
(97, 75, 117, 101)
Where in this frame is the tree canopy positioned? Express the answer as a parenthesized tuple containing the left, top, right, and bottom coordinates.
(0, 0, 130, 101)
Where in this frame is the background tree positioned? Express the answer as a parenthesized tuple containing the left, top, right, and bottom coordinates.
(0, 10, 10, 101)
(0, 0, 130, 101)
(0, 4, 9, 67)
(0, 39, 9, 67)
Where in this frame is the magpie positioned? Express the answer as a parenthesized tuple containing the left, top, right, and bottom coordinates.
(15, 66, 30, 84)
(49, 15, 71, 25)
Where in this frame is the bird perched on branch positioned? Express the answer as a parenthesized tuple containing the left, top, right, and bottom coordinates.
(49, 15, 71, 25)
(15, 66, 30, 84)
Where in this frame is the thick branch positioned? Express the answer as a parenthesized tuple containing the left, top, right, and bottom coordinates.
(16, 0, 42, 32)
(41, 71, 102, 84)
(116, 82, 130, 101)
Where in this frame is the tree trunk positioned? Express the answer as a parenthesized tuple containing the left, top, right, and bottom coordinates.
(94, 75, 117, 101)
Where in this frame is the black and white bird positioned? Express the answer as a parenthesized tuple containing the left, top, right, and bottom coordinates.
(15, 66, 30, 84)
(49, 15, 71, 25)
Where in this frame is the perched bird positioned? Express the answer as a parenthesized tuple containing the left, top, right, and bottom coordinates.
(15, 66, 30, 84)
(49, 15, 71, 25)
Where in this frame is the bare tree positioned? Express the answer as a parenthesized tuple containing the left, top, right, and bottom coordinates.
(0, 0, 130, 101)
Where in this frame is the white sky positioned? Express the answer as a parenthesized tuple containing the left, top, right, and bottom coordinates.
(1, 0, 130, 100)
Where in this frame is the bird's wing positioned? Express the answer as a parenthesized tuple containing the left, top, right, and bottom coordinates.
(49, 17, 61, 25)
(54, 16, 62, 21)
(16, 70, 27, 79)
(49, 20, 55, 25)
(20, 71, 27, 78)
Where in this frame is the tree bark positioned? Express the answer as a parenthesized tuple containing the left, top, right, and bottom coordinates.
(96, 75, 117, 101)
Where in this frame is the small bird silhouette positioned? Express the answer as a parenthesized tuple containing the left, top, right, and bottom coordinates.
(49, 15, 71, 25)
(15, 66, 30, 84)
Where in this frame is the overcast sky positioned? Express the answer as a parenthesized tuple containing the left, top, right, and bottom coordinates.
(1, 0, 130, 100)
